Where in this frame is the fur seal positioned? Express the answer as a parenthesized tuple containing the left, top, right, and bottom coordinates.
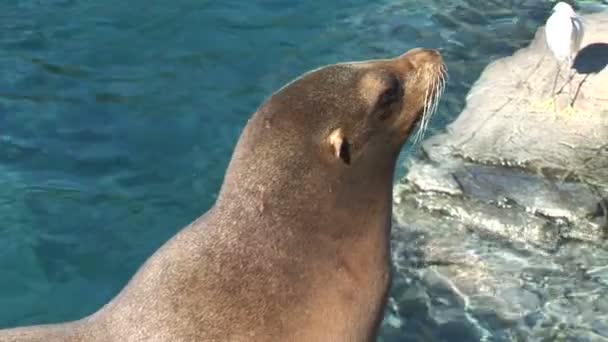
(0, 47, 446, 342)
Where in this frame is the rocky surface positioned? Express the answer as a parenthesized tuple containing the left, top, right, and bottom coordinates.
(382, 11, 608, 342)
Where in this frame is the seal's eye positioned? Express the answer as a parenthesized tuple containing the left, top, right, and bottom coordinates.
(376, 75, 402, 118)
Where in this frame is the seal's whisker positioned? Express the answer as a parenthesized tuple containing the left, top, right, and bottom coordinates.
(432, 77, 444, 118)
(414, 76, 432, 146)
(413, 91, 426, 144)
(427, 72, 440, 116)
(424, 84, 438, 138)
(441, 64, 449, 81)
(419, 66, 445, 146)
(412, 61, 447, 148)
(423, 74, 437, 136)
(433, 74, 444, 113)
(424, 78, 436, 137)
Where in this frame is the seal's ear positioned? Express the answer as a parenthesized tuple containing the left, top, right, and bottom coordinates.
(328, 128, 351, 165)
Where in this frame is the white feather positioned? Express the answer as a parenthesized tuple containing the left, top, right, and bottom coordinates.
(545, 2, 585, 62)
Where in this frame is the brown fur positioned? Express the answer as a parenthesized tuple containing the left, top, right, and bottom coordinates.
(0, 48, 444, 342)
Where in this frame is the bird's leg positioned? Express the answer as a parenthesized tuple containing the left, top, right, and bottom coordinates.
(556, 58, 575, 94)
(552, 60, 562, 98)
(568, 57, 577, 105)
(531, 60, 561, 114)
(547, 60, 576, 118)
(568, 66, 574, 105)
(562, 58, 577, 116)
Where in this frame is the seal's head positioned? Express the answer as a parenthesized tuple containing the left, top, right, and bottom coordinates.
(221, 48, 446, 205)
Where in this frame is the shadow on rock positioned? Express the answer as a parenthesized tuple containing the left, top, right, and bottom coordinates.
(570, 42, 608, 108)
(573, 42, 608, 74)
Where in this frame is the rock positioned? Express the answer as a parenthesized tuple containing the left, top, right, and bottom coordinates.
(437, 12, 608, 190)
(386, 10, 608, 342)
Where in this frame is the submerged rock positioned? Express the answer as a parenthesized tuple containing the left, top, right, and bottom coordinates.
(384, 11, 608, 342)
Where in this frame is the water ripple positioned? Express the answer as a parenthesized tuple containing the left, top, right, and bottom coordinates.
(1, 0, 607, 338)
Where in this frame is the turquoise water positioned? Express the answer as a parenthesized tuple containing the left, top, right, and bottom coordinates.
(0, 0, 582, 338)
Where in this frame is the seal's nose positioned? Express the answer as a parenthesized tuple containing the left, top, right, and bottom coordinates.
(397, 48, 443, 68)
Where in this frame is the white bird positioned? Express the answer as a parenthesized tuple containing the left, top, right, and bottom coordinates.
(544, 2, 585, 108)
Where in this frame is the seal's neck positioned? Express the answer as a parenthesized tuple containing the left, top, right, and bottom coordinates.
(215, 115, 397, 236)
